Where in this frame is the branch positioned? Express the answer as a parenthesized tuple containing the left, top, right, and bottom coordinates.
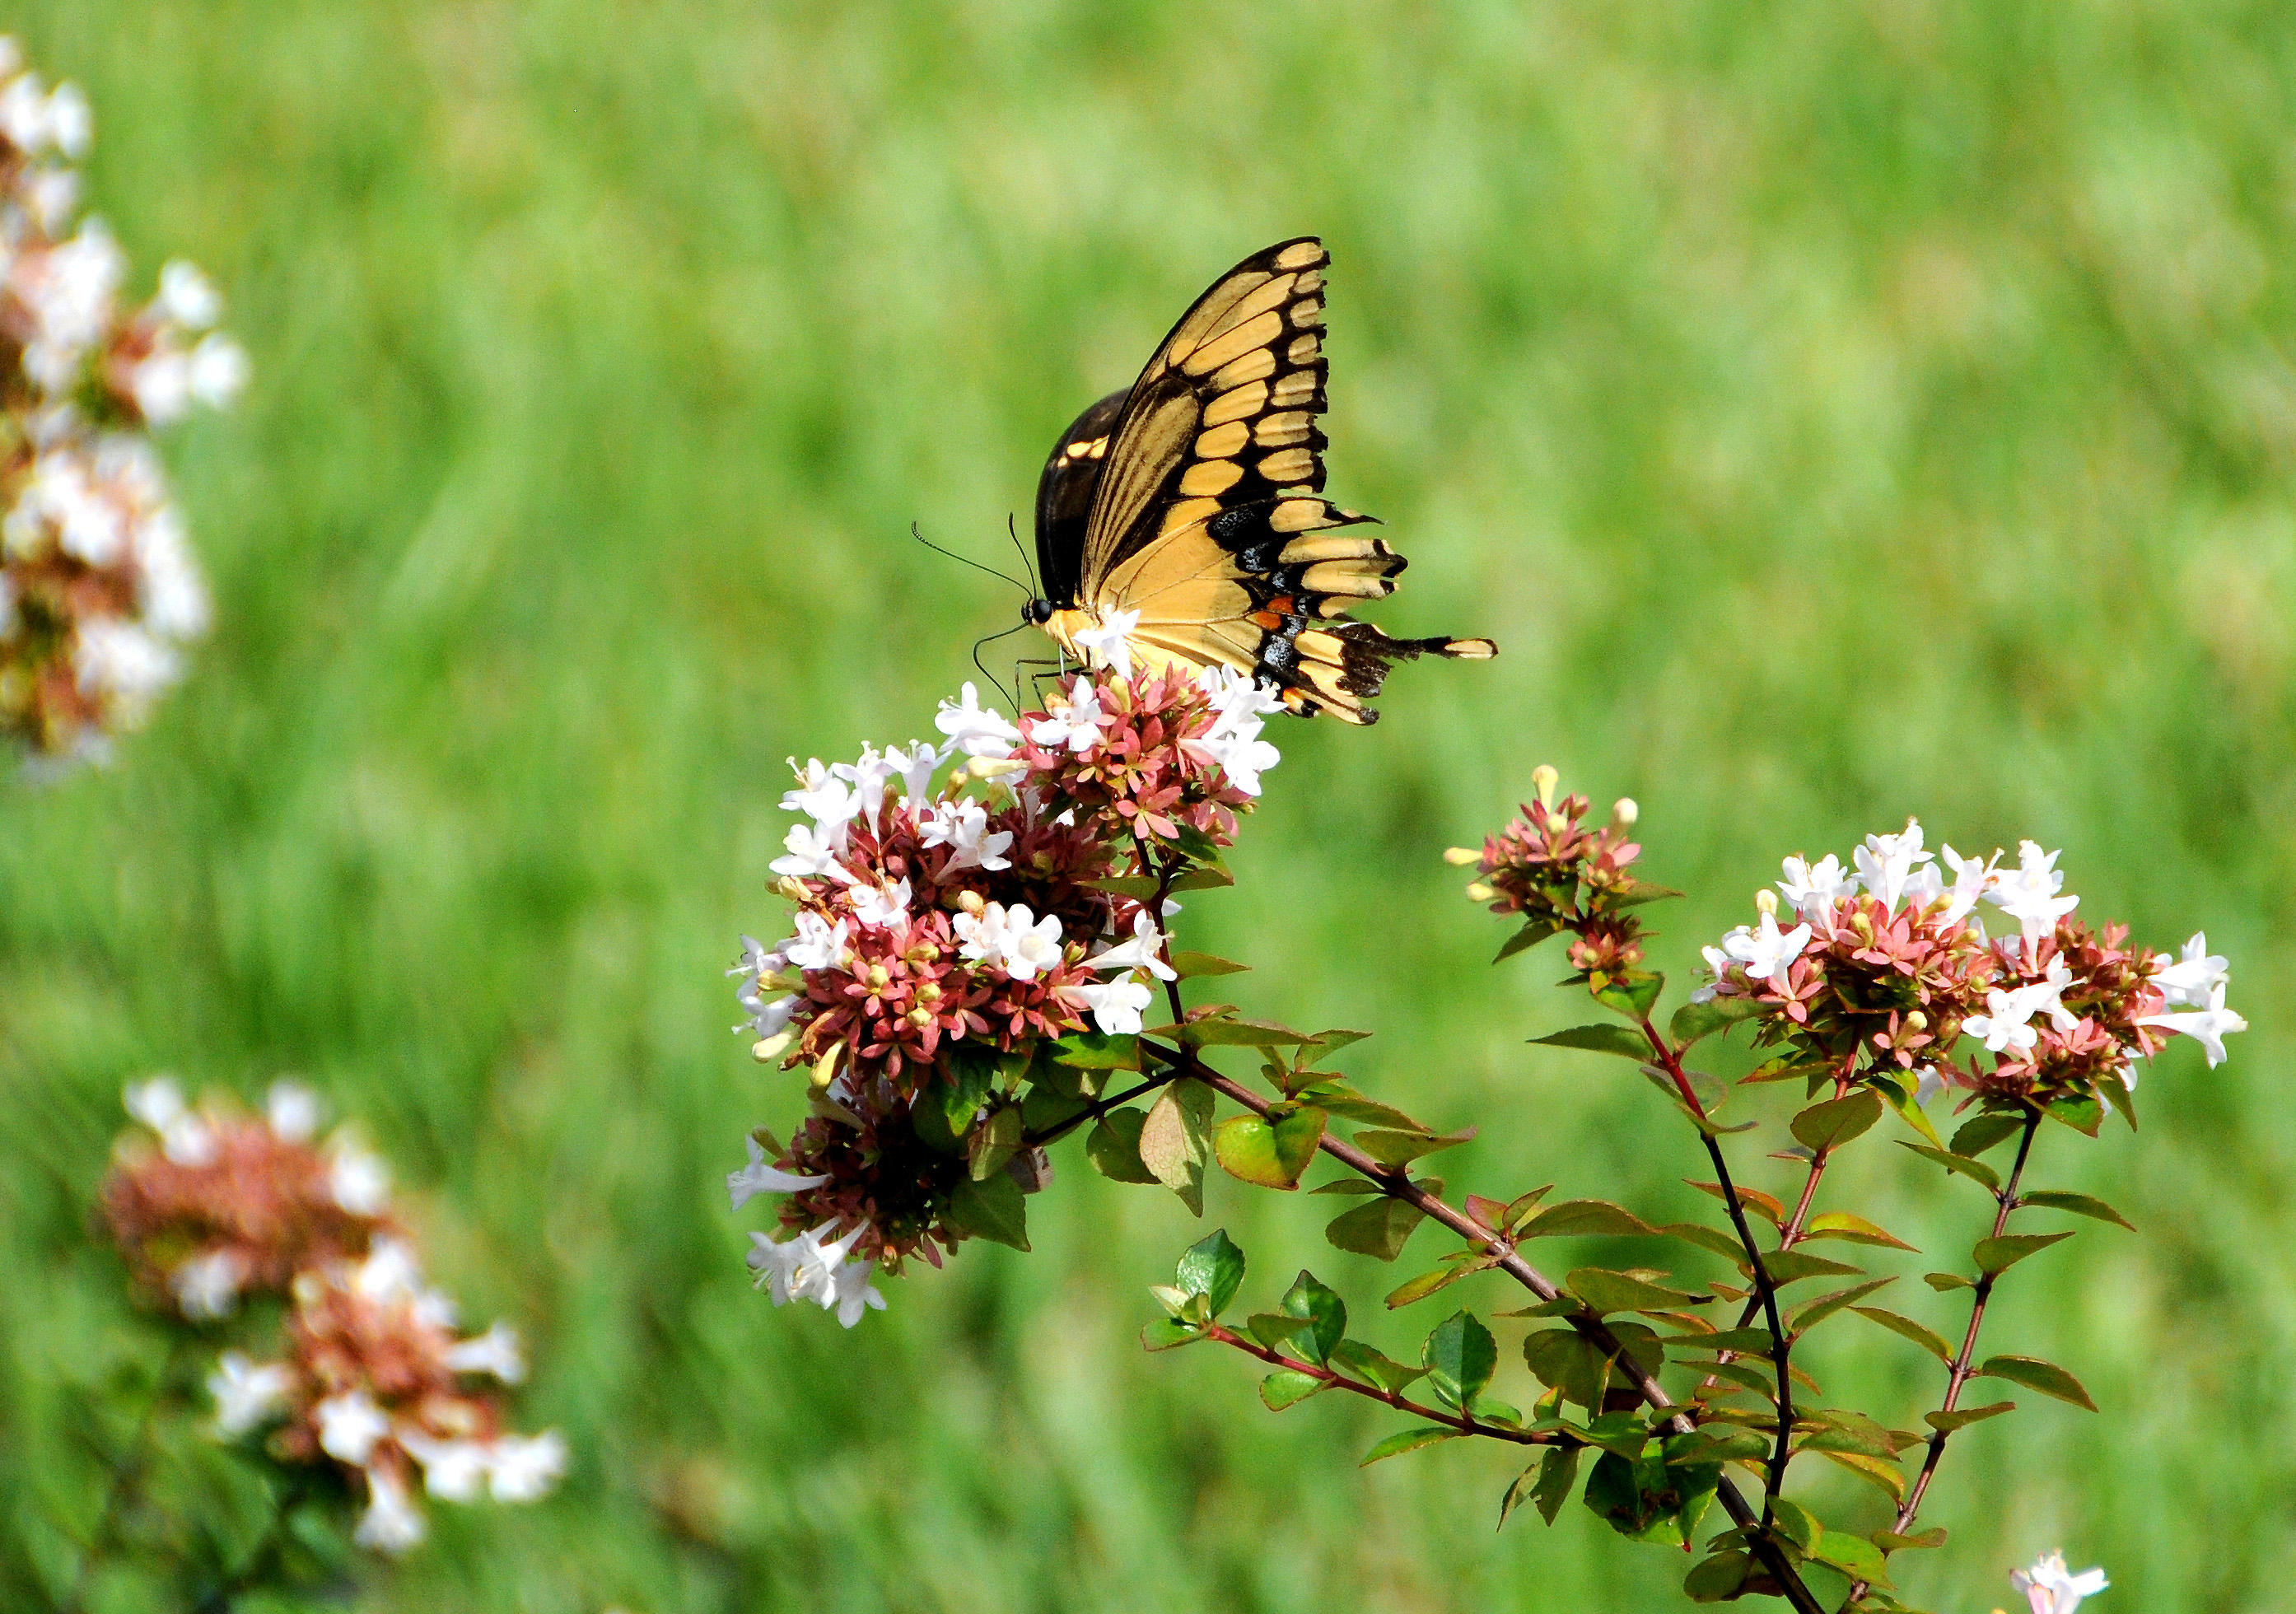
(1199, 1322, 1566, 1447)
(1022, 1071, 1175, 1150)
(1840, 1105, 2044, 1609)
(1637, 1017, 1799, 1519)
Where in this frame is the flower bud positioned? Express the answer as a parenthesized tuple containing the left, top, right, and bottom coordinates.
(751, 1031, 794, 1064)
(954, 890, 987, 917)
(1464, 881, 1497, 903)
(810, 1043, 843, 1091)
(866, 964, 890, 991)
(1754, 889, 1779, 918)
(1443, 846, 1483, 866)
(915, 981, 942, 1005)
(1906, 1011, 1928, 1031)
(1532, 763, 1559, 808)
(906, 1006, 934, 1029)
(1612, 797, 1638, 827)
(776, 877, 810, 903)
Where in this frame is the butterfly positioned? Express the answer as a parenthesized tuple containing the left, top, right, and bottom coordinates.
(1023, 236, 1494, 724)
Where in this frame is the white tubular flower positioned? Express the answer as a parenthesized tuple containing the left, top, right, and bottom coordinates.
(1853, 820, 1932, 910)
(828, 1257, 886, 1328)
(2154, 931, 2229, 1009)
(746, 1230, 808, 1304)
(1003, 906, 1066, 979)
(769, 819, 852, 880)
(1913, 1065, 1948, 1108)
(315, 1390, 390, 1466)
(75, 619, 180, 702)
(328, 1138, 391, 1215)
(2010, 1550, 2107, 1614)
(2026, 956, 2081, 1033)
(1935, 842, 1998, 924)
(1191, 725, 1281, 797)
(156, 259, 222, 329)
(782, 911, 849, 974)
(1776, 853, 1857, 917)
(727, 1135, 828, 1209)
(1090, 910, 1177, 981)
(735, 983, 796, 1041)
(170, 1248, 247, 1319)
(266, 1080, 320, 1142)
(2140, 980, 2247, 1068)
(123, 1075, 187, 1132)
(1720, 909, 1812, 990)
(837, 744, 901, 823)
(400, 1434, 489, 1502)
(186, 333, 249, 409)
(1068, 976, 1152, 1035)
(208, 1350, 292, 1436)
(1070, 607, 1141, 679)
(1987, 839, 2080, 940)
(850, 877, 912, 932)
(483, 1430, 567, 1501)
(353, 1466, 427, 1555)
(888, 739, 944, 806)
(351, 1238, 424, 1306)
(1688, 941, 1733, 1003)
(1024, 683, 1107, 755)
(934, 682, 1022, 759)
(779, 758, 856, 825)
(792, 1220, 866, 1309)
(1963, 987, 2042, 1057)
(442, 1320, 525, 1384)
(918, 797, 1013, 872)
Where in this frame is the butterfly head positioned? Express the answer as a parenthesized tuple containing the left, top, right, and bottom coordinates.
(1022, 598, 1055, 627)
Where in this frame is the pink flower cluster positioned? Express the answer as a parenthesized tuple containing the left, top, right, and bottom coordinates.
(1695, 821, 2245, 1107)
(727, 667, 1283, 1322)
(1459, 764, 1650, 980)
(0, 37, 243, 764)
(101, 1078, 562, 1553)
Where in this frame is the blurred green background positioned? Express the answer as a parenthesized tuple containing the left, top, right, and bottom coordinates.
(3, 1, 2293, 1609)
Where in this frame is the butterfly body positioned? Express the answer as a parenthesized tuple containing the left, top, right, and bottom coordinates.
(1025, 237, 1493, 724)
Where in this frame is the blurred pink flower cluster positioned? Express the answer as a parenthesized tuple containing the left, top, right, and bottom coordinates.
(727, 666, 1282, 1322)
(104, 1078, 561, 1553)
(0, 37, 244, 764)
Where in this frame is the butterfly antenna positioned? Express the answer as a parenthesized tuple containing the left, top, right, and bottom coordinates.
(969, 621, 1028, 708)
(913, 522, 1030, 596)
(1006, 511, 1040, 595)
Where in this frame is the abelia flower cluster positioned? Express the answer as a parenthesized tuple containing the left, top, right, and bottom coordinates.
(1694, 820, 2244, 1105)
(1456, 764, 1650, 978)
(101, 1078, 562, 1554)
(208, 1239, 565, 1553)
(2011, 1549, 2108, 1614)
(103, 1077, 393, 1320)
(0, 37, 244, 765)
(726, 667, 1282, 1323)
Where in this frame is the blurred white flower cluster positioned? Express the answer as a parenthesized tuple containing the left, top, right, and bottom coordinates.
(0, 37, 244, 766)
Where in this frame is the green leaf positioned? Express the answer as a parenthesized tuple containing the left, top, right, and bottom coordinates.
(1303, 1029, 1374, 1059)
(1246, 1312, 1313, 1351)
(1925, 1401, 2015, 1431)
(1816, 1448, 1906, 1500)
(968, 1102, 1025, 1181)
(1281, 1270, 1347, 1366)
(1593, 972, 1666, 1020)
(1140, 1316, 1202, 1351)
(1749, 1248, 1864, 1286)
(1169, 951, 1248, 979)
(1662, 1326, 1777, 1355)
(1583, 1446, 1716, 1546)
(1951, 1113, 2027, 1156)
(1140, 1079, 1214, 1215)
(1610, 879, 1684, 909)
(1386, 1260, 1489, 1310)
(1352, 1127, 1474, 1168)
(1976, 1355, 2096, 1411)
(1325, 1197, 1427, 1261)
(1495, 917, 1561, 963)
(945, 1171, 1030, 1251)
(1802, 1211, 1919, 1252)
(1876, 1071, 1944, 1148)
(1874, 1526, 1949, 1552)
(1787, 1277, 1896, 1336)
(1659, 1221, 1748, 1262)
(940, 1043, 999, 1134)
(1528, 1023, 1650, 1059)
(1052, 1031, 1142, 1071)
(1687, 1178, 1785, 1224)
(2018, 1191, 2134, 1230)
(1899, 1141, 2001, 1192)
(1810, 1528, 1891, 1585)
(1851, 1306, 1953, 1362)
(1973, 1230, 2073, 1276)
(1085, 1108, 1160, 1183)
(1421, 1311, 1498, 1409)
(1520, 1199, 1658, 1238)
(1770, 1496, 1821, 1551)
(1331, 1338, 1427, 1392)
(1683, 1551, 1752, 1602)
(1175, 1229, 1246, 1316)
(1214, 1107, 1326, 1189)
(1568, 1268, 1707, 1316)
(1259, 1369, 1328, 1411)
(2044, 1091, 2105, 1136)
(1020, 1084, 1090, 1136)
(1669, 995, 1764, 1047)
(1309, 1177, 1384, 1195)
(1360, 1426, 1460, 1466)
(1530, 1445, 1582, 1523)
(1300, 1083, 1430, 1131)
(1791, 1089, 1884, 1151)
(1924, 1270, 1974, 1290)
(1522, 1328, 1613, 1410)
(1183, 1015, 1318, 1048)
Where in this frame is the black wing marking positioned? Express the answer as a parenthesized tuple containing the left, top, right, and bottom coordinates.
(1031, 390, 1126, 611)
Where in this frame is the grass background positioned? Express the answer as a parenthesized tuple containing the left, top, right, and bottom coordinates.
(2, 1, 2293, 1609)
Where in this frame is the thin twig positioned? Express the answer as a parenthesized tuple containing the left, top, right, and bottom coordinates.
(1021, 1071, 1175, 1150)
(1840, 1106, 2044, 1609)
(1199, 1323, 1565, 1447)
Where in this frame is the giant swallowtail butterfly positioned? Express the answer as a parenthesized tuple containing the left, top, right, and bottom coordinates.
(1024, 236, 1495, 724)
